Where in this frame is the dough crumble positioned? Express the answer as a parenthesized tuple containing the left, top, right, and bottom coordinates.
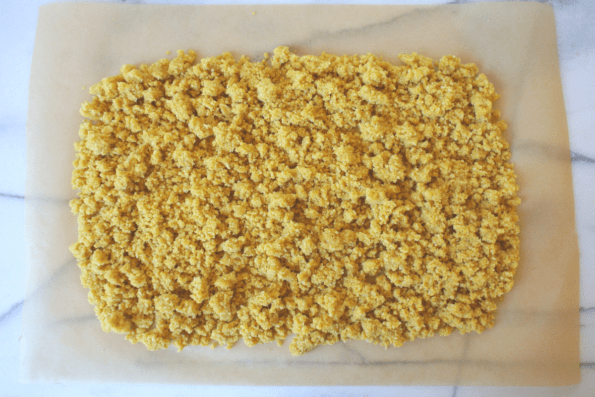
(70, 47, 520, 355)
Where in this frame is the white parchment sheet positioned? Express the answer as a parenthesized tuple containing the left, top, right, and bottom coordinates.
(22, 2, 580, 386)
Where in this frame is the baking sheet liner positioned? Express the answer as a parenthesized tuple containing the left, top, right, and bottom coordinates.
(22, 2, 580, 386)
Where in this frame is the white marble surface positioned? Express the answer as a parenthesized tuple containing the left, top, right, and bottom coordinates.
(1, 0, 594, 395)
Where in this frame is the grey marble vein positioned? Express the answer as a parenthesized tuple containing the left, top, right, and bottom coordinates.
(25, 258, 77, 302)
(25, 195, 72, 205)
(289, 4, 456, 51)
(0, 192, 24, 200)
(571, 151, 595, 164)
(452, 334, 471, 392)
(514, 140, 573, 162)
(136, 354, 589, 369)
(0, 300, 23, 326)
(340, 340, 367, 365)
(49, 314, 97, 327)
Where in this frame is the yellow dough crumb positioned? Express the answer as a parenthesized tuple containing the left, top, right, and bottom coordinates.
(70, 47, 520, 355)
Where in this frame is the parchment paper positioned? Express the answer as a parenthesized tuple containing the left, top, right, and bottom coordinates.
(22, 2, 580, 386)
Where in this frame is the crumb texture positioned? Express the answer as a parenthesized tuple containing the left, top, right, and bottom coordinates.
(70, 47, 520, 355)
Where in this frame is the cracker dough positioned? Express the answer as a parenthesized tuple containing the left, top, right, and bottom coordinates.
(70, 47, 520, 355)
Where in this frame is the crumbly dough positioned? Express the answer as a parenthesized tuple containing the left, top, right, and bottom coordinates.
(70, 47, 520, 355)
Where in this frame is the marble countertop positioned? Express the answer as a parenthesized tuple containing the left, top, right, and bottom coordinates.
(2, 0, 594, 395)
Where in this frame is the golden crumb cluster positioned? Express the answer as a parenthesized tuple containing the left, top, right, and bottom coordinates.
(70, 47, 520, 355)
